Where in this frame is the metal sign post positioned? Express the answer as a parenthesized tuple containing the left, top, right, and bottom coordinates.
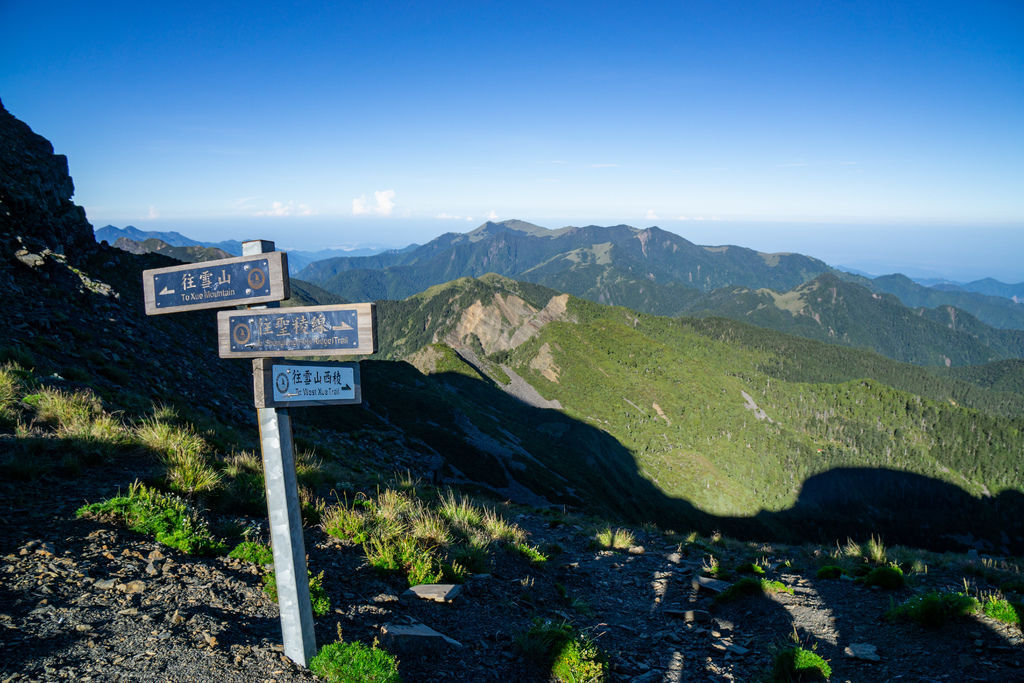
(141, 238, 375, 668)
(240, 240, 317, 667)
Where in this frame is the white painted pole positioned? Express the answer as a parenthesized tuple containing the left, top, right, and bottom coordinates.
(242, 239, 317, 667)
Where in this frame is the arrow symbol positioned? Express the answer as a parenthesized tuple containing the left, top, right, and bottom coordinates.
(158, 286, 175, 295)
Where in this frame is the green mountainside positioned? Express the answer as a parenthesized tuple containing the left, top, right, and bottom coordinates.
(682, 273, 1024, 367)
(359, 275, 1024, 551)
(841, 272, 1024, 330)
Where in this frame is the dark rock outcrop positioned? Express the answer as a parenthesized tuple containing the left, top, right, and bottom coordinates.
(0, 98, 95, 255)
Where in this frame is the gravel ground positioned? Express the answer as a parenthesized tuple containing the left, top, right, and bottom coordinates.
(3, 467, 1023, 682)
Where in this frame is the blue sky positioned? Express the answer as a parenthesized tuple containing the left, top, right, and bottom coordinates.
(2, 1, 1023, 280)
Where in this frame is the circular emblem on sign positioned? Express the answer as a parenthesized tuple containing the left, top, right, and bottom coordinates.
(232, 322, 252, 346)
(247, 267, 267, 290)
(275, 371, 290, 394)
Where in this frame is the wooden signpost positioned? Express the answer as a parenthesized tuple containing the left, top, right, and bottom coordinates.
(253, 359, 361, 409)
(217, 303, 376, 358)
(142, 251, 289, 314)
(142, 240, 375, 668)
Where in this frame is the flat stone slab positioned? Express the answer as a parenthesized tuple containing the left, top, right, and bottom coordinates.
(402, 583, 463, 603)
(692, 576, 731, 593)
(381, 623, 463, 652)
(845, 643, 881, 661)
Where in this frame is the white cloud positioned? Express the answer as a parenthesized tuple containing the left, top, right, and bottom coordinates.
(147, 205, 159, 219)
(352, 189, 396, 216)
(645, 209, 659, 220)
(255, 200, 314, 217)
(435, 212, 478, 222)
(485, 210, 498, 221)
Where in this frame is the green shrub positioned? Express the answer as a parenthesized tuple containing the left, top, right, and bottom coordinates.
(715, 578, 793, 603)
(983, 596, 1022, 626)
(516, 620, 607, 682)
(862, 565, 905, 590)
(816, 565, 843, 579)
(737, 562, 765, 575)
(885, 591, 980, 628)
(229, 541, 274, 565)
(514, 542, 548, 564)
(263, 569, 331, 616)
(309, 570, 331, 616)
(771, 646, 832, 682)
(310, 639, 401, 683)
(76, 481, 224, 555)
(364, 536, 445, 586)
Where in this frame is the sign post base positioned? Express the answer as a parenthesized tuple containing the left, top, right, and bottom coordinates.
(257, 405, 317, 667)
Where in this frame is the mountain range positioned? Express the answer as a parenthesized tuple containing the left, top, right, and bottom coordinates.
(288, 219, 1024, 369)
(94, 224, 393, 272)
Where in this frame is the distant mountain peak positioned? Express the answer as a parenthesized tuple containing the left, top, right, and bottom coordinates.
(467, 219, 560, 240)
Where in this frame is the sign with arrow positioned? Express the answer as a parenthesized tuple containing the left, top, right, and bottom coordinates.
(217, 303, 376, 358)
(142, 251, 289, 315)
(252, 359, 361, 408)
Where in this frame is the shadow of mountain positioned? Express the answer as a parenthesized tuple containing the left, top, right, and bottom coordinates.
(760, 467, 1024, 554)
(295, 361, 1024, 555)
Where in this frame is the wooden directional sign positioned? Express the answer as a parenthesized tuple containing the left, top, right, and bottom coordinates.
(253, 359, 361, 408)
(217, 303, 376, 358)
(143, 251, 289, 315)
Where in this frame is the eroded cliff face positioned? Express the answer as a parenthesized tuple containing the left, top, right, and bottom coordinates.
(0, 99, 95, 256)
(445, 292, 572, 354)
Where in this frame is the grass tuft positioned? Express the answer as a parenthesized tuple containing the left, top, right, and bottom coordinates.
(310, 637, 401, 683)
(516, 619, 607, 682)
(816, 565, 843, 579)
(715, 577, 793, 603)
(862, 565, 905, 590)
(771, 646, 832, 682)
(229, 541, 274, 565)
(885, 591, 980, 628)
(76, 481, 224, 555)
(594, 526, 636, 551)
(263, 569, 331, 616)
(982, 596, 1022, 626)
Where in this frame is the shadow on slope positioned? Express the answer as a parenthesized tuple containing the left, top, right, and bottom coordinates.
(296, 361, 1024, 555)
(762, 467, 1024, 555)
